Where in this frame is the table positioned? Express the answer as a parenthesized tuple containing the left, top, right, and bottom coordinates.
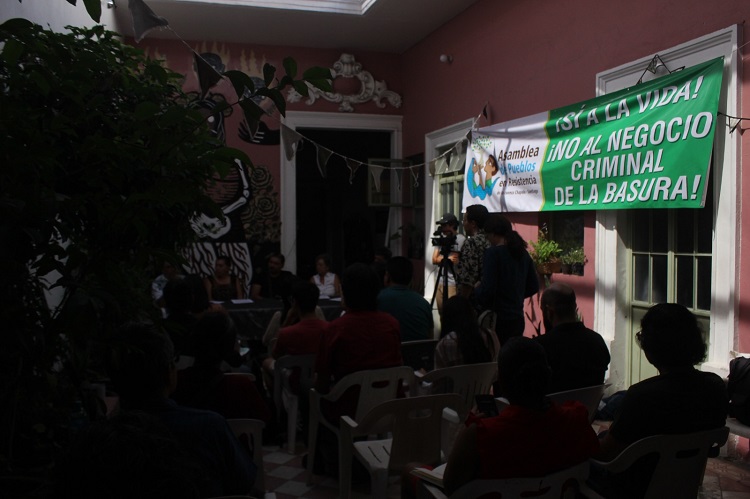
(223, 298, 343, 341)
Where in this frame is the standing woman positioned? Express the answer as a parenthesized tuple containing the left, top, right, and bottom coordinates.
(474, 214, 539, 345)
(204, 255, 244, 301)
(310, 253, 341, 298)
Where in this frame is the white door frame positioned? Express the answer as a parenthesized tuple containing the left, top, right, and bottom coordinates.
(594, 26, 741, 386)
(280, 111, 403, 273)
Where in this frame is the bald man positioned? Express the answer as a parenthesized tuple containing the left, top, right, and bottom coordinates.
(535, 283, 610, 393)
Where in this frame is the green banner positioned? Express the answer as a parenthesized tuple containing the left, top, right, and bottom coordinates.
(464, 57, 724, 212)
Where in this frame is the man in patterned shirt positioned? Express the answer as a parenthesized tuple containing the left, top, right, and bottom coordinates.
(457, 204, 491, 300)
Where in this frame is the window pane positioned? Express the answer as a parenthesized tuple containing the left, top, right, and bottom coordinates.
(632, 211, 650, 251)
(652, 255, 667, 303)
(652, 210, 668, 253)
(633, 254, 649, 302)
(675, 210, 694, 253)
(697, 255, 712, 311)
(676, 255, 694, 308)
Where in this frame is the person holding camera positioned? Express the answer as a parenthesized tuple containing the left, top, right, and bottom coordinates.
(431, 213, 465, 315)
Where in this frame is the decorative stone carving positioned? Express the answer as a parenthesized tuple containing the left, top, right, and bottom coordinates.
(287, 53, 402, 112)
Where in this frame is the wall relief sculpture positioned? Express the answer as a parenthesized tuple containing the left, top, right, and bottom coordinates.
(287, 53, 402, 112)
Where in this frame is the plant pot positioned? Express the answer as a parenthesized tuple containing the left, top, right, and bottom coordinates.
(571, 262, 584, 276)
(537, 261, 562, 275)
(560, 263, 572, 274)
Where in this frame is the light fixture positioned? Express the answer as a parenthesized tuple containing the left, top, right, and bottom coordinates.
(439, 54, 453, 64)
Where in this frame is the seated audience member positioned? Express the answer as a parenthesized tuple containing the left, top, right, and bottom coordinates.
(251, 252, 298, 303)
(377, 256, 434, 342)
(172, 312, 271, 423)
(151, 260, 184, 308)
(105, 323, 256, 497)
(261, 281, 328, 391)
(313, 263, 403, 476)
(434, 295, 498, 370)
(204, 255, 244, 301)
(371, 245, 392, 289)
(310, 253, 341, 298)
(535, 283, 610, 392)
(52, 411, 201, 499)
(590, 303, 728, 498)
(406, 337, 598, 496)
(162, 278, 199, 357)
(315, 263, 403, 398)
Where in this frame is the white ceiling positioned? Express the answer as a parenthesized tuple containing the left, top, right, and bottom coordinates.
(113, 0, 479, 53)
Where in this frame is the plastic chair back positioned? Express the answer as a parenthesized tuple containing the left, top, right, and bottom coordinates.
(401, 339, 439, 372)
(273, 354, 316, 452)
(341, 394, 464, 499)
(306, 365, 415, 485)
(547, 384, 608, 423)
(418, 362, 497, 417)
(417, 461, 590, 499)
(580, 426, 729, 499)
(226, 418, 266, 496)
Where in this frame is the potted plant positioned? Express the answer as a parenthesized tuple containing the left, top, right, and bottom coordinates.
(566, 246, 587, 276)
(529, 230, 562, 275)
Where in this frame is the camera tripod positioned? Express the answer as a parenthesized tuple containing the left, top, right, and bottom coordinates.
(430, 245, 457, 308)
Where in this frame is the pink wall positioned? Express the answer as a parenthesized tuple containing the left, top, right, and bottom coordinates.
(137, 39, 403, 194)
(399, 0, 749, 344)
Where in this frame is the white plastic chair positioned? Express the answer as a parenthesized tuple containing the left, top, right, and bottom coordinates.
(339, 393, 463, 499)
(226, 418, 266, 497)
(272, 353, 316, 453)
(415, 362, 498, 457)
(415, 460, 590, 499)
(415, 362, 498, 416)
(579, 426, 729, 499)
(306, 365, 415, 485)
(547, 384, 609, 423)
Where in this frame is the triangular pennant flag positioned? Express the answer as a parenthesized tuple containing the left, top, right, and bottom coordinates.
(409, 165, 420, 187)
(467, 130, 472, 143)
(482, 104, 488, 119)
(394, 168, 403, 193)
(428, 159, 438, 177)
(346, 158, 361, 184)
(129, 0, 169, 43)
(193, 51, 223, 98)
(434, 156, 447, 175)
(370, 165, 385, 192)
(315, 144, 333, 178)
(281, 125, 303, 160)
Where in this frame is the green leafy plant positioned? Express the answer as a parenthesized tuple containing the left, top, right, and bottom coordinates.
(529, 230, 562, 268)
(562, 246, 587, 265)
(0, 18, 330, 481)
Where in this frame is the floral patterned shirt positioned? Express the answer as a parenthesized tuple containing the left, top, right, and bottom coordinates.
(457, 230, 490, 289)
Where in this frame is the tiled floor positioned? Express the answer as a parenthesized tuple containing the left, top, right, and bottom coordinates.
(257, 430, 750, 499)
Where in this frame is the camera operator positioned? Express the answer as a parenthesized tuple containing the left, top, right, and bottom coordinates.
(431, 213, 465, 315)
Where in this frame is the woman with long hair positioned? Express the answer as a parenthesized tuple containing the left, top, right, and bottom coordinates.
(435, 295, 497, 369)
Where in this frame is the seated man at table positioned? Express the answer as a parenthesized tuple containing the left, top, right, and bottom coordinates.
(377, 256, 433, 342)
(535, 283, 610, 392)
(106, 322, 256, 497)
(250, 252, 298, 303)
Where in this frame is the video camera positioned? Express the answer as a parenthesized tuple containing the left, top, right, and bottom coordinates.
(431, 224, 457, 254)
